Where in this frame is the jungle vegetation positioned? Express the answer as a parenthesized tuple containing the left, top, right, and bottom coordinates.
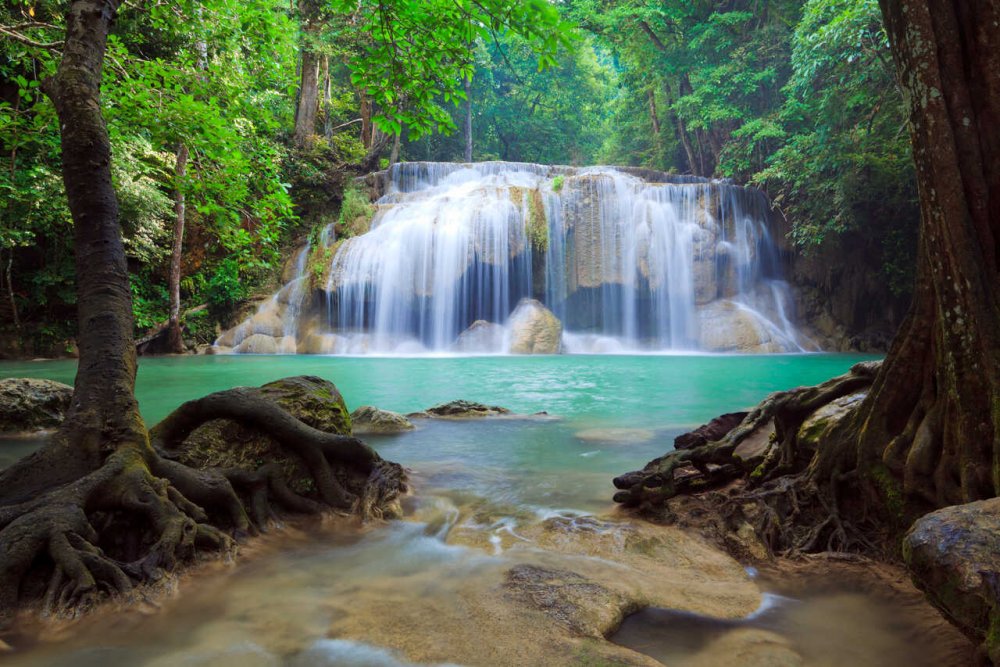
(2, 0, 915, 353)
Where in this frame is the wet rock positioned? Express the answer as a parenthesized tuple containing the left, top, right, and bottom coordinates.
(0, 378, 73, 433)
(174, 376, 352, 496)
(453, 320, 504, 353)
(675, 412, 749, 450)
(796, 392, 866, 452)
(235, 333, 279, 354)
(351, 406, 414, 434)
(697, 300, 787, 353)
(504, 564, 633, 637)
(508, 298, 563, 354)
(425, 400, 511, 419)
(904, 498, 1000, 664)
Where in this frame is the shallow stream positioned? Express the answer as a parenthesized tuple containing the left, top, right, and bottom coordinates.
(0, 354, 965, 666)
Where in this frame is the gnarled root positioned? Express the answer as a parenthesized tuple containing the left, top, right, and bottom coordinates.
(0, 382, 407, 630)
(613, 361, 882, 557)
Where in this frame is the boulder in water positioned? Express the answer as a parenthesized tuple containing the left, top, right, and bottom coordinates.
(0, 378, 73, 433)
(425, 400, 511, 418)
(351, 406, 415, 434)
(904, 498, 1000, 663)
(675, 412, 749, 450)
(697, 300, 786, 353)
(453, 320, 504, 353)
(508, 298, 563, 354)
(235, 333, 279, 354)
(174, 376, 354, 498)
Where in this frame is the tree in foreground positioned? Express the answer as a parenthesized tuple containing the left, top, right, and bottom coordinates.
(615, 0, 999, 554)
(0, 0, 405, 628)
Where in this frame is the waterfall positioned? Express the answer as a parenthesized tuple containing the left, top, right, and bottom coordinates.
(217, 161, 811, 355)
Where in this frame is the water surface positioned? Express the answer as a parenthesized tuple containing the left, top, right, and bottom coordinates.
(5, 353, 956, 667)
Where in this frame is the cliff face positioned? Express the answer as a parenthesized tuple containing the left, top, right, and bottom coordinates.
(784, 228, 912, 353)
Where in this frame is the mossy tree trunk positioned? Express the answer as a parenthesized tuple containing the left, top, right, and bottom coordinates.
(850, 0, 1000, 513)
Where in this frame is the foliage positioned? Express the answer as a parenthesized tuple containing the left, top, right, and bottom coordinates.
(338, 0, 576, 140)
(205, 258, 247, 323)
(0, 0, 921, 352)
(336, 184, 375, 237)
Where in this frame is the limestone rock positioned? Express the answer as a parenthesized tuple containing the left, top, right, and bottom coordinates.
(351, 406, 414, 434)
(697, 300, 785, 353)
(675, 412, 749, 450)
(235, 333, 279, 354)
(503, 564, 632, 638)
(425, 400, 511, 418)
(508, 298, 563, 354)
(174, 376, 352, 496)
(453, 320, 504, 353)
(904, 498, 1000, 663)
(0, 378, 73, 433)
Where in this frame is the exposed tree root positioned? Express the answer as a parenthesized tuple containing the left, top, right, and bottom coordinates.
(0, 382, 407, 631)
(613, 361, 884, 558)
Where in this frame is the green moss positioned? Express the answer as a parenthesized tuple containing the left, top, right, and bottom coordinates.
(870, 462, 905, 523)
(551, 174, 565, 192)
(337, 184, 375, 238)
(525, 188, 548, 252)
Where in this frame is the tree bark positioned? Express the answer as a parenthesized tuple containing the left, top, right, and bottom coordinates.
(847, 0, 1000, 511)
(389, 131, 401, 168)
(463, 75, 473, 162)
(43, 0, 143, 457)
(294, 48, 320, 146)
(647, 88, 661, 135)
(166, 143, 189, 354)
(360, 92, 373, 149)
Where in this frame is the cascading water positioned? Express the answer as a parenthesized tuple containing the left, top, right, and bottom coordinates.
(217, 161, 810, 354)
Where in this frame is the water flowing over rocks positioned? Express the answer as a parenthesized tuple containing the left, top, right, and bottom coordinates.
(217, 161, 812, 355)
(0, 378, 73, 433)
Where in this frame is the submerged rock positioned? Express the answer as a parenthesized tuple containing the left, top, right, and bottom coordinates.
(904, 498, 1000, 663)
(575, 428, 655, 444)
(425, 400, 511, 418)
(174, 376, 353, 497)
(453, 319, 505, 353)
(351, 406, 414, 434)
(675, 412, 749, 450)
(508, 298, 563, 354)
(0, 378, 74, 433)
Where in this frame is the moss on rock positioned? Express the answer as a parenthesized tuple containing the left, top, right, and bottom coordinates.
(174, 376, 352, 496)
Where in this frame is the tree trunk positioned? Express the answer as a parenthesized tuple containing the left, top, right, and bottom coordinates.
(44, 0, 143, 452)
(847, 0, 1000, 512)
(320, 54, 332, 138)
(647, 88, 661, 135)
(360, 93, 373, 149)
(166, 143, 189, 354)
(463, 75, 473, 162)
(294, 47, 320, 146)
(389, 131, 401, 168)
